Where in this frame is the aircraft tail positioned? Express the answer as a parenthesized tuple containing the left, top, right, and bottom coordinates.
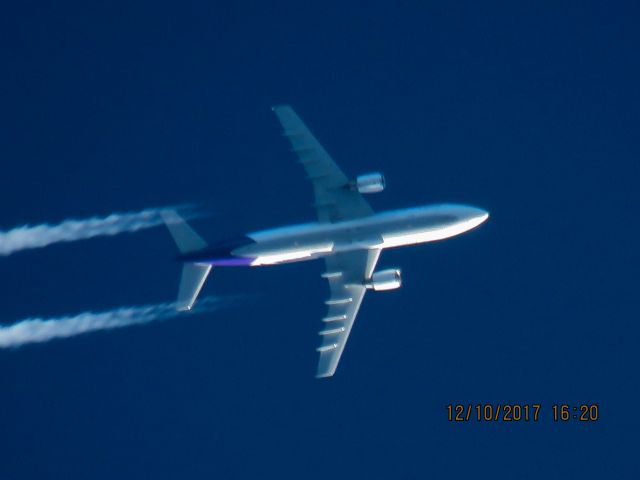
(161, 211, 212, 311)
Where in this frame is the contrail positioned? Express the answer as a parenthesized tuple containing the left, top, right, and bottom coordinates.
(0, 297, 223, 349)
(0, 207, 186, 256)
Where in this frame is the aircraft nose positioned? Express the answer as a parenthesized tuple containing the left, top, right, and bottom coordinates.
(459, 206, 489, 227)
(470, 207, 489, 222)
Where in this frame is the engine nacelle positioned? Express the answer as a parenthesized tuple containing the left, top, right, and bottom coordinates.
(354, 172, 385, 194)
(365, 268, 402, 291)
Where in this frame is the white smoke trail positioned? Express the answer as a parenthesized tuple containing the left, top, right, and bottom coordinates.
(0, 297, 222, 349)
(0, 207, 184, 256)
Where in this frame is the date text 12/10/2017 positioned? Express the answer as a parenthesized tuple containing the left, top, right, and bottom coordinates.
(446, 404, 599, 422)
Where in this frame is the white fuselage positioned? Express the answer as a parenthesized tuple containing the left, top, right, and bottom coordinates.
(233, 203, 489, 266)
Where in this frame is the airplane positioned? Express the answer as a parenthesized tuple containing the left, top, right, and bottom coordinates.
(161, 105, 489, 378)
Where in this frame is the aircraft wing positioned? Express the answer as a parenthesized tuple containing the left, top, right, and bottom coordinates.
(272, 105, 374, 223)
(316, 248, 381, 378)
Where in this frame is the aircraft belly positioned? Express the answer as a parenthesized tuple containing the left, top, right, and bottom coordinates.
(232, 205, 484, 264)
(234, 239, 334, 266)
(378, 215, 489, 248)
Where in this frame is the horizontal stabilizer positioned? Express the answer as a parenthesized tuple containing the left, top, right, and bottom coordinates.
(177, 263, 212, 311)
(160, 210, 208, 254)
(161, 210, 212, 310)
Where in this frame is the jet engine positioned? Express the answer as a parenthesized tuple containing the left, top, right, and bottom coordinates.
(365, 268, 402, 291)
(353, 172, 385, 194)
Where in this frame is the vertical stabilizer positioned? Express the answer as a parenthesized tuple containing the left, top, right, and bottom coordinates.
(161, 211, 212, 311)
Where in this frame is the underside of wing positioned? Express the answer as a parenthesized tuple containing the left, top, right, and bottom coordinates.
(317, 248, 381, 378)
(272, 105, 374, 223)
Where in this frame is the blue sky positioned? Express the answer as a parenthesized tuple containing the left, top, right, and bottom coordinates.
(1, 2, 639, 478)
